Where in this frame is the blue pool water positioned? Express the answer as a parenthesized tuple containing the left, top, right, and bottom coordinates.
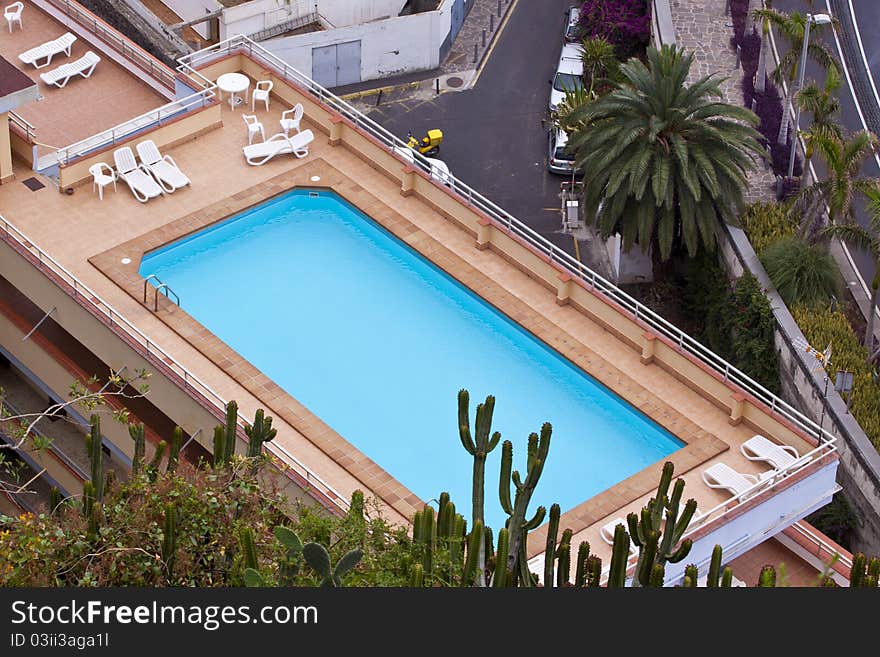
(140, 190, 681, 529)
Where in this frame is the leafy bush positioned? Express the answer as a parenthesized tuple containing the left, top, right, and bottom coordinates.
(576, 0, 650, 61)
(739, 201, 798, 253)
(791, 305, 880, 449)
(761, 236, 840, 307)
(682, 249, 734, 359)
(730, 273, 780, 393)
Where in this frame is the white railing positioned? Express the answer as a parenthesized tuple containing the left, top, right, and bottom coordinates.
(0, 216, 350, 513)
(179, 36, 839, 453)
(788, 520, 853, 571)
(53, 89, 216, 167)
(8, 111, 35, 143)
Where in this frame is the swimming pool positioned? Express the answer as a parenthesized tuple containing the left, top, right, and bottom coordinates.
(140, 190, 682, 529)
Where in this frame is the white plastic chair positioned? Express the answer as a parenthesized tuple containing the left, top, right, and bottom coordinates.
(5, 2, 22, 33)
(279, 103, 303, 136)
(88, 162, 116, 200)
(243, 114, 264, 145)
(251, 80, 272, 112)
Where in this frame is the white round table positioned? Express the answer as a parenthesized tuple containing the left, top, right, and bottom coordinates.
(216, 72, 250, 111)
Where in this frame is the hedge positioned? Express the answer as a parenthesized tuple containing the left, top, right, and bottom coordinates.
(739, 201, 798, 254)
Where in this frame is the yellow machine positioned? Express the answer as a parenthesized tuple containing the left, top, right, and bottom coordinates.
(406, 129, 443, 157)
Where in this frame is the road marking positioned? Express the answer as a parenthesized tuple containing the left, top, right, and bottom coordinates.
(847, 0, 880, 114)
(470, 0, 521, 89)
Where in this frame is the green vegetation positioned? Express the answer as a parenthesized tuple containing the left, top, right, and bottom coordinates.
(791, 305, 880, 448)
(739, 201, 798, 254)
(567, 44, 764, 266)
(760, 236, 839, 307)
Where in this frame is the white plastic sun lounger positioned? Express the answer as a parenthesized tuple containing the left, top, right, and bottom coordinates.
(599, 516, 636, 553)
(19, 32, 76, 69)
(39, 50, 100, 88)
(701, 462, 773, 501)
(113, 146, 163, 203)
(242, 129, 314, 166)
(740, 434, 809, 471)
(136, 140, 190, 193)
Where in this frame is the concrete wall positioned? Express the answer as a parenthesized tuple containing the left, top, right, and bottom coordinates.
(316, 0, 408, 27)
(651, 0, 676, 47)
(261, 9, 449, 85)
(162, 0, 221, 39)
(716, 221, 880, 555)
(0, 114, 13, 184)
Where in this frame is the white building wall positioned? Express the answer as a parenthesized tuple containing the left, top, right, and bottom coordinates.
(261, 9, 450, 84)
(316, 0, 409, 27)
(162, 0, 221, 40)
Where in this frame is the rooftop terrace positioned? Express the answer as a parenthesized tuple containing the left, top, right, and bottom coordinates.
(0, 32, 841, 584)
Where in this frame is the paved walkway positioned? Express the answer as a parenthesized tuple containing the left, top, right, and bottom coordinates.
(441, 0, 516, 75)
(670, 0, 777, 204)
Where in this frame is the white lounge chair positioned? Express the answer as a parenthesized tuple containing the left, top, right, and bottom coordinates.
(40, 50, 100, 88)
(701, 462, 773, 501)
(113, 146, 163, 203)
(740, 434, 808, 471)
(19, 32, 77, 69)
(279, 103, 303, 136)
(5, 2, 23, 32)
(242, 129, 314, 166)
(136, 140, 190, 193)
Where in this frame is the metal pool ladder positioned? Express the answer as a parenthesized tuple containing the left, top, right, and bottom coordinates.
(143, 274, 181, 312)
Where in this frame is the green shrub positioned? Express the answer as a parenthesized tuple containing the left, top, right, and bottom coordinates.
(761, 236, 839, 308)
(730, 273, 780, 394)
(682, 249, 734, 359)
(791, 305, 880, 448)
(739, 201, 798, 254)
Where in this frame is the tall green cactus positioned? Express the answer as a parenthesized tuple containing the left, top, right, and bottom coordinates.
(757, 565, 777, 587)
(574, 541, 589, 587)
(492, 528, 510, 588)
(223, 400, 238, 463)
(682, 564, 699, 587)
(245, 409, 277, 459)
(498, 422, 551, 581)
(302, 542, 363, 587)
(544, 503, 561, 588)
(850, 553, 867, 587)
(409, 563, 424, 587)
(720, 567, 733, 587)
(583, 555, 602, 587)
(556, 528, 572, 587)
(48, 487, 62, 514)
(275, 525, 303, 586)
(707, 545, 723, 588)
(213, 426, 225, 468)
(627, 461, 696, 587)
(162, 503, 177, 580)
(86, 414, 103, 503)
(461, 520, 483, 587)
(82, 480, 95, 521)
(648, 563, 665, 587)
(167, 426, 182, 473)
(239, 526, 258, 571)
(868, 557, 880, 586)
(607, 524, 631, 588)
(457, 389, 501, 586)
(147, 441, 166, 483)
(128, 423, 145, 475)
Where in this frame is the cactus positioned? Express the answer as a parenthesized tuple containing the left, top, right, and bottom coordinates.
(850, 553, 867, 587)
(86, 414, 103, 503)
(868, 557, 880, 586)
(302, 542, 363, 587)
(627, 461, 696, 587)
(707, 544, 723, 588)
(213, 426, 225, 468)
(574, 541, 589, 587)
(462, 520, 482, 587)
(458, 389, 502, 586)
(683, 564, 699, 587)
(245, 409, 277, 459)
(556, 528, 573, 587)
(606, 524, 630, 588)
(648, 562, 665, 587)
(757, 565, 777, 587)
(224, 400, 238, 463)
(544, 503, 561, 587)
(492, 528, 510, 587)
(409, 563, 424, 587)
(147, 441, 166, 482)
(86, 502, 103, 541)
(720, 567, 733, 588)
(239, 526, 259, 571)
(166, 426, 182, 473)
(275, 525, 303, 586)
(162, 503, 177, 579)
(498, 422, 551, 580)
(128, 423, 145, 475)
(82, 480, 95, 520)
(584, 555, 602, 587)
(48, 487, 62, 514)
(104, 470, 116, 496)
(412, 505, 436, 578)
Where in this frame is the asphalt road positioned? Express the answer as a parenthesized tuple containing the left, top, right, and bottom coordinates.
(774, 0, 880, 291)
(364, 0, 578, 255)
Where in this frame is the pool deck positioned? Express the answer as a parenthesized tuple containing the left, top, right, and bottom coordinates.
(0, 60, 827, 559)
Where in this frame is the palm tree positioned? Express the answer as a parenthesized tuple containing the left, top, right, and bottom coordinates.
(791, 129, 879, 238)
(751, 4, 838, 145)
(823, 187, 880, 354)
(796, 64, 843, 181)
(566, 44, 764, 266)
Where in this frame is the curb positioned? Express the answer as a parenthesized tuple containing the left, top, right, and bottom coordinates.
(337, 80, 422, 101)
(470, 0, 519, 78)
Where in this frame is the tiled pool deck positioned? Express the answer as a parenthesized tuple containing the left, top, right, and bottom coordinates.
(0, 59, 826, 561)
